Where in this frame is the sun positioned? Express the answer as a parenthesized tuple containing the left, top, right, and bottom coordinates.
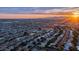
(72, 11, 79, 23)
(68, 11, 79, 23)
(72, 11, 79, 17)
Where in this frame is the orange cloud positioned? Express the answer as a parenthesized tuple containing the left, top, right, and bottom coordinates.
(0, 13, 72, 19)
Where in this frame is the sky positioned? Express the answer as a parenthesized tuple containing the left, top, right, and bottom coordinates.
(0, 7, 78, 19)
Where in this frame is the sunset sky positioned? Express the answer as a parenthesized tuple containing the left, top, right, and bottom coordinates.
(0, 7, 78, 19)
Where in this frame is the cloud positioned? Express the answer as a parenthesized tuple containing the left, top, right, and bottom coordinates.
(0, 7, 78, 14)
(38, 8, 77, 13)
